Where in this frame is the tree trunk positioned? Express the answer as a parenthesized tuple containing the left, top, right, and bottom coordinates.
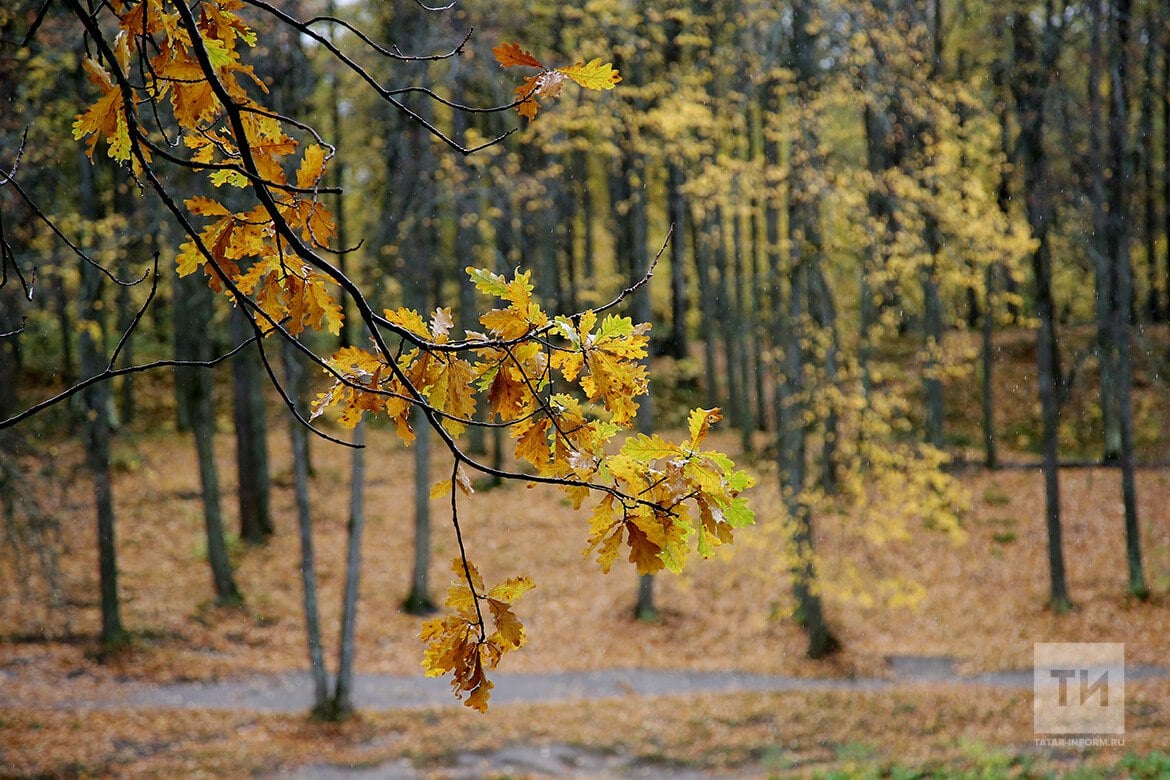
(231, 308, 272, 544)
(576, 148, 596, 281)
(981, 265, 999, 469)
(1163, 3, 1170, 326)
(77, 152, 126, 650)
(404, 404, 436, 615)
(784, 0, 838, 658)
(284, 338, 329, 711)
(1089, 0, 1122, 463)
(809, 266, 841, 493)
(664, 161, 689, 360)
(690, 205, 720, 408)
(327, 420, 366, 720)
(1140, 6, 1159, 321)
(713, 206, 745, 434)
(176, 273, 242, 605)
(114, 229, 135, 426)
(731, 187, 754, 450)
(747, 98, 769, 432)
(922, 248, 945, 449)
(1010, 8, 1071, 611)
(1106, 0, 1147, 598)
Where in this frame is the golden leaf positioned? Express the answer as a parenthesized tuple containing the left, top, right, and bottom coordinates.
(557, 58, 622, 91)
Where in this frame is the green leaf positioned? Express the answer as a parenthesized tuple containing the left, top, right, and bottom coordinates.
(725, 497, 755, 528)
(467, 266, 509, 298)
(620, 433, 681, 463)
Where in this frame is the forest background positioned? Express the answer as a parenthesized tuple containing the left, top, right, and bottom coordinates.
(2, 0, 1170, 776)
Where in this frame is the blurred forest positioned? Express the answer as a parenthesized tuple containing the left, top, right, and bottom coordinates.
(3, 0, 1170, 716)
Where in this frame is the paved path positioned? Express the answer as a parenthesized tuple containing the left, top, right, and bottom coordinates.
(14, 657, 1168, 713)
(9, 660, 1168, 779)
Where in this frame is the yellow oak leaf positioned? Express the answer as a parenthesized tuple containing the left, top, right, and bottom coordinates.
(687, 407, 723, 450)
(296, 144, 329, 190)
(384, 307, 431, 340)
(420, 560, 533, 712)
(557, 58, 622, 91)
(72, 58, 130, 161)
(625, 520, 665, 575)
(514, 417, 552, 473)
(184, 196, 232, 217)
(421, 355, 478, 435)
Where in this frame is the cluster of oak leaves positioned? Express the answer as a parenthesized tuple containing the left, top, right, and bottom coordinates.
(70, 0, 753, 710)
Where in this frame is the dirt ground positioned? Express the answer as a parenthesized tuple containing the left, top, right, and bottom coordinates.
(3, 333, 1170, 775)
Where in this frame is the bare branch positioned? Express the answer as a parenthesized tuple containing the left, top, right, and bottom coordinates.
(0, 317, 27, 340)
(0, 339, 257, 430)
(107, 252, 160, 371)
(412, 0, 457, 12)
(449, 457, 487, 642)
(1, 172, 146, 288)
(594, 224, 672, 316)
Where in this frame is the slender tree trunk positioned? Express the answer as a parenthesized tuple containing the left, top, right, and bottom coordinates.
(785, 0, 838, 658)
(922, 248, 945, 449)
(77, 152, 126, 650)
(632, 195, 658, 622)
(1011, 7, 1071, 612)
(284, 338, 328, 710)
(176, 273, 242, 605)
(748, 98, 769, 432)
(665, 161, 689, 360)
(809, 266, 841, 493)
(114, 233, 135, 426)
(327, 420, 365, 720)
(731, 189, 755, 450)
(1106, 0, 1148, 598)
(191, 367, 240, 605)
(1163, 3, 1170, 325)
(713, 206, 745, 433)
(404, 404, 436, 614)
(576, 149, 595, 281)
(231, 309, 272, 543)
(981, 265, 999, 469)
(1140, 6, 1159, 321)
(690, 205, 720, 408)
(1089, 0, 1121, 463)
(860, 103, 888, 403)
(0, 288, 17, 421)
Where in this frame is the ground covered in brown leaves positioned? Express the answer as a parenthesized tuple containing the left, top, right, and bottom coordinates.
(4, 331, 1170, 776)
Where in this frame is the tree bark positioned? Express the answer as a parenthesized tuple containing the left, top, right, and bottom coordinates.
(327, 420, 366, 720)
(403, 404, 436, 615)
(1163, 2, 1170, 327)
(1105, 0, 1148, 598)
(77, 151, 126, 649)
(1010, 6, 1071, 611)
(784, 0, 838, 658)
(1140, 6, 1159, 321)
(284, 337, 328, 711)
(691, 204, 720, 408)
(1089, 0, 1122, 464)
(981, 265, 999, 469)
(231, 308, 272, 544)
(175, 272, 242, 605)
(664, 161, 690, 360)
